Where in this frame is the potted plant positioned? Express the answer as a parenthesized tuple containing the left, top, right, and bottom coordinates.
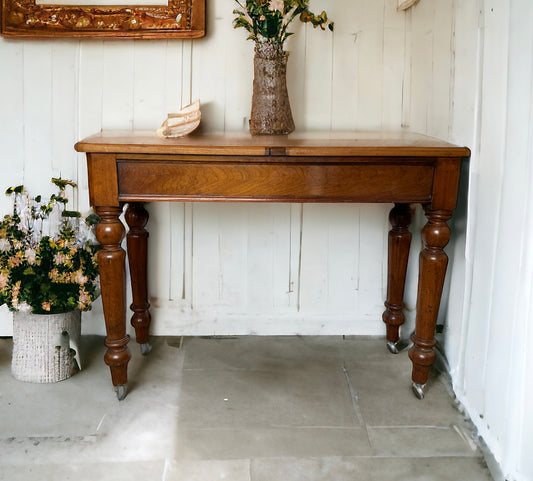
(0, 178, 99, 383)
(233, 0, 334, 134)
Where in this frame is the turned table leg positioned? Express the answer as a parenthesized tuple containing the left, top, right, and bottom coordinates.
(94, 206, 131, 401)
(125, 203, 152, 355)
(383, 203, 412, 354)
(408, 207, 451, 399)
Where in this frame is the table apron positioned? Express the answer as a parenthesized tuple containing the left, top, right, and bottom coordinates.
(116, 161, 434, 204)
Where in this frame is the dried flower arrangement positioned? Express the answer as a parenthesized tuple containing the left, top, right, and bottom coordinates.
(0, 178, 99, 314)
(233, 0, 334, 54)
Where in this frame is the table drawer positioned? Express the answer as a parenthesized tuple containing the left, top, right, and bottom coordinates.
(117, 161, 434, 203)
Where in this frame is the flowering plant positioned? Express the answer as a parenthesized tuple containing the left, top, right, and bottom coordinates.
(233, 0, 333, 54)
(0, 178, 100, 315)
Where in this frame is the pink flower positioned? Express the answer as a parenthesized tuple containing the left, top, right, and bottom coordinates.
(42, 301, 51, 312)
(49, 268, 60, 281)
(54, 253, 68, 264)
(77, 287, 91, 310)
(12, 280, 21, 297)
(0, 272, 9, 290)
(11, 280, 21, 309)
(72, 270, 88, 285)
(8, 256, 21, 268)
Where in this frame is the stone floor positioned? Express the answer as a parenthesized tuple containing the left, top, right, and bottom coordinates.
(0, 335, 494, 481)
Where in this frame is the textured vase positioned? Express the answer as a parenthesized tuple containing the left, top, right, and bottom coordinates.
(11, 310, 81, 383)
(249, 43, 295, 135)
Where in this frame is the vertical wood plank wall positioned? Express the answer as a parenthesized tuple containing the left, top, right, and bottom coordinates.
(444, 1, 533, 480)
(2, 1, 533, 479)
(2, 0, 456, 337)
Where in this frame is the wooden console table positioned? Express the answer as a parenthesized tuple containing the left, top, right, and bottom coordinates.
(75, 131, 470, 400)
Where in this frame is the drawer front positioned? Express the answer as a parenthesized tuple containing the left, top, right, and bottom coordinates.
(117, 161, 434, 203)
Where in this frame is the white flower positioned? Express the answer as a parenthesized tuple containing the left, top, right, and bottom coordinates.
(268, 0, 284, 12)
(0, 238, 10, 251)
(18, 302, 31, 313)
(16, 194, 32, 232)
(25, 248, 37, 264)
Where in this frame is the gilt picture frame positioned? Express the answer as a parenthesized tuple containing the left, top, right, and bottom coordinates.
(0, 0, 205, 39)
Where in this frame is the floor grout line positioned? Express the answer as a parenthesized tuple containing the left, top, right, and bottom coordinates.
(341, 362, 376, 453)
(342, 363, 364, 426)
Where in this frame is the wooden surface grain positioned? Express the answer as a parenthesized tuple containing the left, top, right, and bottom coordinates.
(76, 131, 471, 158)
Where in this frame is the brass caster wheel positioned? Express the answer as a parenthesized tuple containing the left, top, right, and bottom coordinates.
(115, 384, 127, 401)
(387, 341, 400, 354)
(412, 382, 425, 400)
(386, 339, 409, 354)
(140, 342, 152, 356)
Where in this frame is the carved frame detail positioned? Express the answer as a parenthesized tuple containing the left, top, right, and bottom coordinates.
(1, 0, 205, 38)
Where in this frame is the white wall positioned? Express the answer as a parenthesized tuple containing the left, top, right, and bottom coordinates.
(1, 0, 533, 479)
(0, 0, 420, 337)
(441, 1, 533, 480)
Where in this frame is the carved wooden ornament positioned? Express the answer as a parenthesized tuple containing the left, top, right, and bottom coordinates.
(1, 0, 205, 38)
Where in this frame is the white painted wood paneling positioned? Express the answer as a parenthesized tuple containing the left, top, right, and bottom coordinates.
(438, 1, 533, 480)
(132, 40, 174, 129)
(101, 41, 135, 130)
(351, 0, 386, 130)
(22, 43, 54, 193)
(382, 0, 407, 130)
(443, 0, 483, 382)
(0, 1, 455, 336)
(462, 0, 510, 419)
(492, 2, 533, 470)
(0, 39, 25, 333)
(0, 40, 24, 206)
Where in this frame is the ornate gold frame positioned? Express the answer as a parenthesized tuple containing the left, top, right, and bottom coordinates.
(1, 0, 205, 38)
